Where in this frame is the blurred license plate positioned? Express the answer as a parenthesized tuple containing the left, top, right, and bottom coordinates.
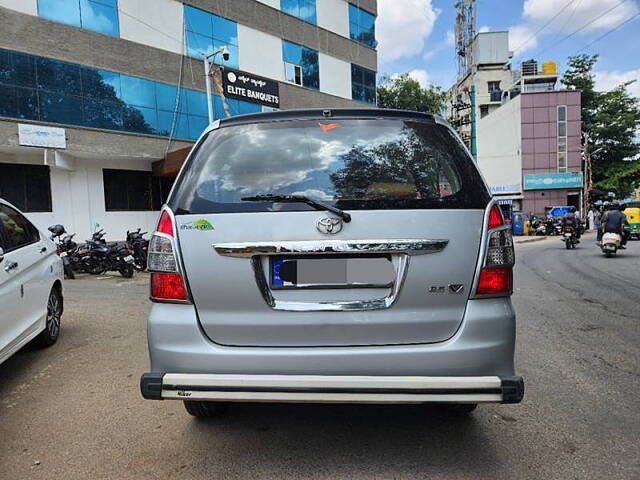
(124, 255, 135, 263)
(271, 257, 394, 288)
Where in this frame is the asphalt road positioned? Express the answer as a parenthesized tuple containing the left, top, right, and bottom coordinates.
(1, 233, 639, 479)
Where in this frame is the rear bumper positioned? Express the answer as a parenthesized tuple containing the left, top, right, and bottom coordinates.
(141, 373, 524, 404)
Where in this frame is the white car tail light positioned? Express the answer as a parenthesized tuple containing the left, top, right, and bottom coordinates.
(148, 209, 189, 302)
(475, 205, 514, 297)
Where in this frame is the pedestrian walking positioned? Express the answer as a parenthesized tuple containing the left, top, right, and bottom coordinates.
(595, 206, 603, 243)
(587, 208, 595, 231)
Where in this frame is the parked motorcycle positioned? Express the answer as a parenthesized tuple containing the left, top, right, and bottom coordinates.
(48, 225, 76, 279)
(126, 228, 149, 271)
(530, 216, 547, 236)
(85, 230, 135, 278)
(544, 218, 556, 236)
(601, 232, 622, 257)
(561, 225, 578, 249)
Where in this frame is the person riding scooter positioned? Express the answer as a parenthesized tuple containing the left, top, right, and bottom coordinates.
(602, 202, 627, 250)
(562, 207, 581, 241)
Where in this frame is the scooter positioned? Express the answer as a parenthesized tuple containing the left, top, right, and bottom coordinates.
(601, 232, 622, 257)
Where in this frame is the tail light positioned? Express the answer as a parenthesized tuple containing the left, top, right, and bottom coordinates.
(120, 249, 130, 256)
(565, 226, 572, 233)
(475, 205, 514, 297)
(148, 209, 189, 302)
(56, 245, 62, 256)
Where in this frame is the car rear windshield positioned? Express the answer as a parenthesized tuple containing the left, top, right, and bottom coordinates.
(169, 118, 490, 214)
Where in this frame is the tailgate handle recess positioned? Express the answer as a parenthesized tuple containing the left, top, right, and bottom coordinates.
(212, 239, 449, 312)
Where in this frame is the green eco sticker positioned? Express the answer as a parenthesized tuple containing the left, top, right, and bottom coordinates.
(180, 219, 215, 231)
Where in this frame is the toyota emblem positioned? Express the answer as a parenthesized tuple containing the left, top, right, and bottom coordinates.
(317, 217, 343, 235)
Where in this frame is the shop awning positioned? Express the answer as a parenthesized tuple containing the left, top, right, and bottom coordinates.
(151, 146, 192, 177)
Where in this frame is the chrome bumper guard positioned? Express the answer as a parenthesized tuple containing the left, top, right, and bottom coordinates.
(141, 373, 524, 404)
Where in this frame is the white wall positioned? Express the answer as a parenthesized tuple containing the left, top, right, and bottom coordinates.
(477, 95, 522, 195)
(0, 0, 37, 15)
(317, 0, 349, 38)
(118, 0, 184, 55)
(319, 53, 351, 99)
(1, 154, 159, 241)
(238, 24, 284, 81)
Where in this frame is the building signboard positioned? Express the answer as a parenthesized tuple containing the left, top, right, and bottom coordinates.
(490, 184, 521, 195)
(222, 67, 280, 109)
(18, 124, 66, 149)
(523, 172, 583, 190)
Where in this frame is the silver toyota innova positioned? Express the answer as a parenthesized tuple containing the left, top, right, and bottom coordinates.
(141, 109, 523, 417)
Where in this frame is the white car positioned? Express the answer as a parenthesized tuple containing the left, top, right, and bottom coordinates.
(0, 198, 64, 366)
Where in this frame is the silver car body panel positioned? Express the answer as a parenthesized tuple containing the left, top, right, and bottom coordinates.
(177, 209, 484, 347)
(143, 110, 521, 405)
(147, 296, 515, 376)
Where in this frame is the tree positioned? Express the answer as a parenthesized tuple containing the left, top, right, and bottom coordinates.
(562, 54, 640, 197)
(377, 74, 446, 115)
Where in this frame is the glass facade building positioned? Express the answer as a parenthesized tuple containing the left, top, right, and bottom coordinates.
(351, 64, 376, 104)
(0, 48, 262, 141)
(184, 5, 238, 69)
(37, 0, 120, 37)
(281, 0, 317, 24)
(282, 40, 319, 90)
(348, 3, 376, 48)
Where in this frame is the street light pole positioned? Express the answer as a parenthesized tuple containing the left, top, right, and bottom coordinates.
(204, 55, 214, 124)
(203, 47, 231, 124)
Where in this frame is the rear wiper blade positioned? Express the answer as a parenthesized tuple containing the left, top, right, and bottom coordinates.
(241, 194, 351, 223)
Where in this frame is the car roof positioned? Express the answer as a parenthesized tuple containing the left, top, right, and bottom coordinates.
(215, 108, 441, 129)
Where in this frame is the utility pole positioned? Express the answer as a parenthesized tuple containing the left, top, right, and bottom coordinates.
(470, 84, 477, 161)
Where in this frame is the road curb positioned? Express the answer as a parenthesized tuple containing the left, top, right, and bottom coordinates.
(514, 236, 548, 244)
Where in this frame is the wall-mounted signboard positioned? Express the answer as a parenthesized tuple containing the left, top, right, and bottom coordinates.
(221, 67, 280, 109)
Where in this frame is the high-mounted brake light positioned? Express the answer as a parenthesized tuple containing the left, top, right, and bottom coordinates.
(148, 209, 189, 302)
(474, 204, 515, 297)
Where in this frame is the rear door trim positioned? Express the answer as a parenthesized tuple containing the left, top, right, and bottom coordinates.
(214, 239, 449, 257)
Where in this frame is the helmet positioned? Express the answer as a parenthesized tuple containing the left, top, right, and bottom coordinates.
(619, 202, 627, 211)
(47, 224, 66, 236)
(611, 202, 620, 210)
(569, 206, 576, 213)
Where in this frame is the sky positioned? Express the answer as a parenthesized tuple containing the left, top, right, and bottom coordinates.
(376, 0, 640, 97)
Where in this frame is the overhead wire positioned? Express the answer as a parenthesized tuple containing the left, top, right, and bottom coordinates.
(573, 12, 640, 54)
(512, 0, 578, 54)
(533, 0, 632, 57)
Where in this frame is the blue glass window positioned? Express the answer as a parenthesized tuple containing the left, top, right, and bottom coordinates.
(351, 64, 376, 104)
(188, 115, 209, 139)
(281, 0, 316, 24)
(282, 41, 319, 90)
(36, 57, 82, 94)
(82, 67, 120, 99)
(184, 5, 238, 69)
(37, 0, 120, 37)
(39, 91, 84, 126)
(0, 50, 37, 88)
(0, 48, 263, 141)
(83, 98, 122, 129)
(121, 75, 156, 109)
(349, 4, 376, 48)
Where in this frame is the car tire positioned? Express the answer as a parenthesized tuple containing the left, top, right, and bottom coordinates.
(441, 403, 478, 415)
(183, 401, 228, 418)
(33, 287, 62, 348)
